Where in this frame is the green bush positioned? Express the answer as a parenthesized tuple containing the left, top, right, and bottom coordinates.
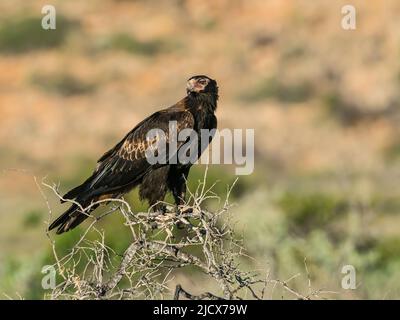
(104, 33, 165, 55)
(22, 210, 43, 228)
(322, 91, 388, 126)
(375, 237, 400, 266)
(384, 140, 400, 163)
(0, 16, 76, 53)
(30, 72, 96, 96)
(278, 192, 348, 233)
(241, 77, 313, 103)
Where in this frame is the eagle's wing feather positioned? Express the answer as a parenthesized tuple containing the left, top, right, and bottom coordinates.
(63, 109, 195, 200)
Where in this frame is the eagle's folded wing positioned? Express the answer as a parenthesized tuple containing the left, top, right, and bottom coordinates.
(63, 109, 195, 200)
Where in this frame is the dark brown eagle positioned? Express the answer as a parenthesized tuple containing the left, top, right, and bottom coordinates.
(48, 75, 218, 234)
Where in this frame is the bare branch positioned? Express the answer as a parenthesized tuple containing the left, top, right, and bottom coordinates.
(40, 170, 328, 300)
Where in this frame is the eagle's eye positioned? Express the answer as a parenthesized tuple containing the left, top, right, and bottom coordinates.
(198, 78, 208, 85)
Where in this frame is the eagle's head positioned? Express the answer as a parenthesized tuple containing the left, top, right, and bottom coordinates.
(186, 75, 218, 98)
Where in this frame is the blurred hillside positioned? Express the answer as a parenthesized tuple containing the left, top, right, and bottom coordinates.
(1, 0, 400, 299)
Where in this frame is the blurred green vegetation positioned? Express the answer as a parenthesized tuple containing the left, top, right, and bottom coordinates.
(197, 18, 218, 31)
(323, 92, 364, 125)
(29, 72, 96, 97)
(322, 91, 391, 126)
(0, 16, 76, 53)
(278, 191, 348, 234)
(241, 77, 313, 103)
(22, 210, 43, 229)
(375, 237, 400, 267)
(384, 139, 400, 163)
(240, 183, 400, 299)
(101, 33, 168, 56)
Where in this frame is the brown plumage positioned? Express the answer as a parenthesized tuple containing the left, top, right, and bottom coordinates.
(48, 75, 219, 234)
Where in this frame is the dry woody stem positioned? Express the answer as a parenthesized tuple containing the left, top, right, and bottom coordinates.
(38, 169, 328, 300)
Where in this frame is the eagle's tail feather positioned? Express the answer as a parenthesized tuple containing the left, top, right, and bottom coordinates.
(61, 180, 91, 203)
(61, 167, 108, 203)
(62, 186, 84, 203)
(48, 202, 95, 234)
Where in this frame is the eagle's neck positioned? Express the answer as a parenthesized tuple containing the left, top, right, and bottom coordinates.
(183, 94, 217, 132)
(185, 92, 218, 113)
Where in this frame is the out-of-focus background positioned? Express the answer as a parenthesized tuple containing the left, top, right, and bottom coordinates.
(1, 0, 400, 299)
